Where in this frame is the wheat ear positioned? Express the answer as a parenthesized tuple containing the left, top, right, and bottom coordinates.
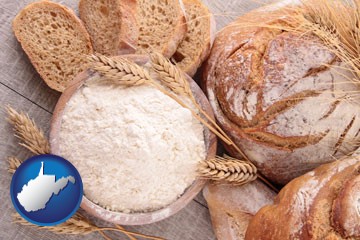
(198, 155, 257, 184)
(7, 156, 23, 174)
(149, 52, 195, 101)
(6, 106, 50, 155)
(88, 54, 151, 86)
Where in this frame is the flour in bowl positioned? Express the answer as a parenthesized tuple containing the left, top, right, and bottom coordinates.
(58, 81, 206, 213)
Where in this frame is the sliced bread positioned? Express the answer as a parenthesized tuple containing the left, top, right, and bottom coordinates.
(13, 1, 93, 92)
(135, 0, 187, 57)
(172, 0, 215, 77)
(79, 0, 137, 56)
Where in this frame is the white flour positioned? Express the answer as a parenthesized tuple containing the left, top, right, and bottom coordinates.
(58, 81, 206, 213)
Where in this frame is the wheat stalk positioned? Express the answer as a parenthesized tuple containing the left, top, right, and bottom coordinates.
(13, 212, 99, 235)
(88, 53, 273, 189)
(284, 0, 360, 86)
(149, 53, 248, 151)
(88, 54, 151, 86)
(10, 166, 162, 240)
(89, 53, 232, 145)
(13, 212, 164, 240)
(198, 155, 257, 185)
(115, 225, 137, 240)
(6, 106, 50, 155)
(148, 54, 277, 190)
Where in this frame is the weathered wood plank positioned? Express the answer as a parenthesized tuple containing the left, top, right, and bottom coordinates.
(202, 0, 274, 31)
(125, 200, 215, 240)
(0, 84, 102, 240)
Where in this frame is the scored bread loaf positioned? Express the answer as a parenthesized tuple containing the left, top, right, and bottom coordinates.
(172, 0, 216, 77)
(246, 155, 360, 240)
(202, 7, 360, 185)
(13, 1, 93, 92)
(79, 0, 137, 56)
(203, 181, 276, 240)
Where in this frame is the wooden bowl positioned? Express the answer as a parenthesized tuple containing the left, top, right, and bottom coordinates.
(49, 55, 217, 225)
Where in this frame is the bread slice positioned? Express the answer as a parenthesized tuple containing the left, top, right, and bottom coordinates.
(172, 0, 215, 77)
(12, 1, 93, 92)
(79, 0, 137, 56)
(135, 0, 187, 57)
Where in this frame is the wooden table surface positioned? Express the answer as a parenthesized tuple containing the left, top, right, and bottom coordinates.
(0, 0, 272, 239)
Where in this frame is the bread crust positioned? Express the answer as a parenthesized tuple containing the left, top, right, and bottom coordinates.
(202, 7, 360, 184)
(13, 0, 93, 92)
(245, 156, 360, 240)
(203, 180, 276, 240)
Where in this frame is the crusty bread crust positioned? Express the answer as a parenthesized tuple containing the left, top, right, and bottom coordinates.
(13, 0, 93, 92)
(202, 7, 360, 184)
(246, 156, 360, 240)
(203, 180, 276, 240)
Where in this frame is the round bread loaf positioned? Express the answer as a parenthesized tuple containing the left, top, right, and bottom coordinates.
(202, 9, 360, 184)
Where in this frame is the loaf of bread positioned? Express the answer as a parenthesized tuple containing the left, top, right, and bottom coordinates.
(172, 0, 215, 77)
(203, 180, 276, 240)
(13, 1, 93, 92)
(79, 0, 137, 56)
(246, 155, 360, 239)
(202, 8, 360, 185)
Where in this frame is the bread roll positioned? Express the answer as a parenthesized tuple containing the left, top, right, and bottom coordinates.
(203, 180, 276, 240)
(202, 8, 360, 184)
(245, 155, 360, 239)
